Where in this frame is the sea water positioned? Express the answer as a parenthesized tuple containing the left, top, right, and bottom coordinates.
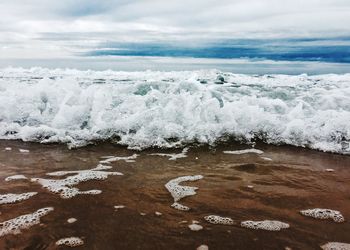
(0, 67, 349, 153)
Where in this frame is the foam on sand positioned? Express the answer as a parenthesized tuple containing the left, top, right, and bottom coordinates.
(19, 149, 29, 153)
(300, 208, 345, 222)
(114, 205, 125, 211)
(56, 237, 84, 247)
(188, 223, 203, 231)
(100, 153, 139, 163)
(197, 245, 209, 250)
(171, 202, 191, 211)
(0, 207, 53, 237)
(67, 218, 77, 223)
(321, 242, 350, 250)
(0, 192, 37, 205)
(223, 149, 264, 155)
(31, 165, 123, 199)
(261, 157, 273, 161)
(165, 175, 203, 211)
(5, 174, 28, 181)
(150, 148, 188, 160)
(4, 147, 11, 151)
(204, 215, 234, 225)
(240, 220, 290, 231)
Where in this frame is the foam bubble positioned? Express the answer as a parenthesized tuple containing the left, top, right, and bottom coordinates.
(321, 242, 350, 250)
(100, 153, 139, 163)
(197, 245, 209, 250)
(188, 223, 203, 231)
(300, 208, 345, 222)
(4, 147, 11, 151)
(114, 205, 125, 211)
(155, 211, 162, 216)
(0, 192, 37, 205)
(31, 165, 123, 199)
(223, 149, 264, 155)
(18, 149, 29, 153)
(0, 207, 53, 237)
(261, 157, 273, 161)
(165, 175, 203, 211)
(204, 215, 234, 225)
(56, 237, 84, 247)
(150, 148, 188, 160)
(240, 220, 290, 231)
(79, 190, 102, 195)
(5, 174, 28, 181)
(67, 218, 77, 223)
(171, 202, 190, 211)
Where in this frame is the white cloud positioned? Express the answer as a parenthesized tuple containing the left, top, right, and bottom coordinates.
(0, 0, 349, 58)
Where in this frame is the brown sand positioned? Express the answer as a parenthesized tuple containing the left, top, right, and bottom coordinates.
(0, 140, 349, 250)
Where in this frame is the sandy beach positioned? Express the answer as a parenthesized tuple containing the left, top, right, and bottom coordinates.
(1, 0, 350, 249)
(0, 140, 349, 249)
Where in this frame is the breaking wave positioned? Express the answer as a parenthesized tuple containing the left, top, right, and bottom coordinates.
(0, 67, 349, 154)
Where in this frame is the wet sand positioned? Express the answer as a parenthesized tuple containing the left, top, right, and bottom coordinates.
(0, 140, 349, 250)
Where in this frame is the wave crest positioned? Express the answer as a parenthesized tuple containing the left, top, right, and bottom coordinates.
(0, 67, 349, 153)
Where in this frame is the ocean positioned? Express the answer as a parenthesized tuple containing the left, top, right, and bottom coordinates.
(0, 67, 349, 154)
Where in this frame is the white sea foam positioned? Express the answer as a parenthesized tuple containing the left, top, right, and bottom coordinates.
(114, 205, 125, 211)
(0, 68, 349, 154)
(300, 208, 345, 222)
(321, 242, 350, 250)
(67, 218, 77, 223)
(0, 207, 53, 237)
(5, 174, 28, 181)
(204, 215, 234, 225)
(223, 149, 264, 155)
(31, 165, 123, 199)
(0, 192, 37, 204)
(56, 237, 84, 247)
(165, 175, 203, 211)
(197, 245, 209, 250)
(171, 202, 190, 211)
(4, 147, 11, 151)
(149, 148, 189, 160)
(188, 223, 203, 231)
(100, 153, 138, 163)
(241, 220, 290, 231)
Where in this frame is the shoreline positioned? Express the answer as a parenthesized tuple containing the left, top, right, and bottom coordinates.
(1, 137, 349, 156)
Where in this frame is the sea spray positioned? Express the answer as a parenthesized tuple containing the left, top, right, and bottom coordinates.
(0, 68, 349, 154)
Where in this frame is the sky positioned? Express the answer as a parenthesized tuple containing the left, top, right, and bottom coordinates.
(0, 0, 350, 68)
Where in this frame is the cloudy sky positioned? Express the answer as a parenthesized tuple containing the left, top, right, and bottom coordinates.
(0, 0, 350, 63)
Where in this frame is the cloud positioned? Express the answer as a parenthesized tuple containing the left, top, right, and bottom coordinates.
(0, 0, 350, 59)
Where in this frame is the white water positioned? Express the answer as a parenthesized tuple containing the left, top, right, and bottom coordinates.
(0, 67, 349, 153)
